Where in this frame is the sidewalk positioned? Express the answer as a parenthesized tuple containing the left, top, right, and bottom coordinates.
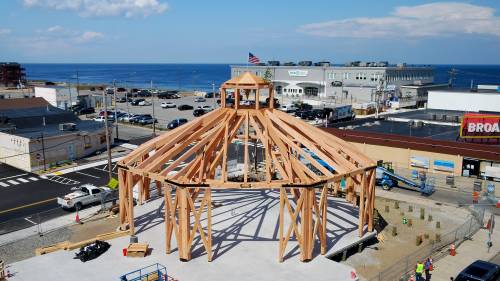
(430, 216, 500, 280)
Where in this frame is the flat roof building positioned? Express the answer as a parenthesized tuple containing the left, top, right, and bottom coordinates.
(231, 61, 434, 107)
(428, 87, 500, 113)
(0, 97, 112, 172)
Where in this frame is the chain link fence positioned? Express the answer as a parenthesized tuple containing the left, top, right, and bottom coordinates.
(368, 206, 486, 281)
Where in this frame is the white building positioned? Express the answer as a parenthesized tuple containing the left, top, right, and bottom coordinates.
(34, 86, 78, 110)
(428, 88, 500, 112)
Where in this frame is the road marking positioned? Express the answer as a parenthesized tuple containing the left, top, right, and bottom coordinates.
(7, 179, 19, 185)
(0, 182, 9, 187)
(0, 173, 28, 181)
(17, 178, 29, 183)
(75, 171, 100, 179)
(0, 197, 57, 215)
(24, 217, 37, 225)
(29, 177, 39, 181)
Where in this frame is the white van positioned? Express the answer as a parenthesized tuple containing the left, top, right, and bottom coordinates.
(280, 104, 297, 113)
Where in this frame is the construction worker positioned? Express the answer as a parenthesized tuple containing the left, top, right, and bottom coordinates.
(415, 260, 424, 281)
(424, 257, 432, 280)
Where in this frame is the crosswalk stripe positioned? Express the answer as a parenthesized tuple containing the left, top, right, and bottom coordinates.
(29, 177, 39, 181)
(0, 182, 9, 187)
(17, 178, 29, 183)
(7, 180, 20, 185)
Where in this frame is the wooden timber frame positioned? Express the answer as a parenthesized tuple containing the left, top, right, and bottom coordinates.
(118, 72, 376, 262)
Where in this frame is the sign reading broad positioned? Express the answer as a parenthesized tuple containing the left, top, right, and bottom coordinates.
(460, 113, 500, 139)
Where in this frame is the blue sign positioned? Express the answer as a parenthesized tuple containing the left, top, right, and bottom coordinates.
(434, 160, 455, 172)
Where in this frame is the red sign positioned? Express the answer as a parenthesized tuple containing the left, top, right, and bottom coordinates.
(460, 113, 500, 139)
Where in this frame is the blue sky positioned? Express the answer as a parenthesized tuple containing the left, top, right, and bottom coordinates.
(1, 0, 500, 64)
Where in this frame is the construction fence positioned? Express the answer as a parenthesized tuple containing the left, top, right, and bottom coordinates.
(368, 206, 486, 281)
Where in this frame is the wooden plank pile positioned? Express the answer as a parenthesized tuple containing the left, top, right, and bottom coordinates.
(34, 230, 129, 255)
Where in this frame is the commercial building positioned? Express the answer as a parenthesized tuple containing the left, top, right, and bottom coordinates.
(325, 109, 500, 180)
(231, 61, 434, 106)
(428, 87, 500, 112)
(34, 86, 79, 110)
(0, 62, 26, 87)
(0, 98, 112, 172)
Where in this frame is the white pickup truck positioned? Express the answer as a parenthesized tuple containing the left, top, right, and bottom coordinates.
(57, 184, 112, 210)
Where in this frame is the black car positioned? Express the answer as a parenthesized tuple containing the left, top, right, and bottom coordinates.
(178, 104, 194, 111)
(117, 97, 132, 103)
(76, 107, 95, 115)
(137, 115, 157, 125)
(295, 110, 315, 120)
(453, 260, 499, 281)
(137, 90, 152, 97)
(193, 108, 206, 117)
(131, 98, 145, 106)
(129, 114, 145, 124)
(168, 118, 188, 129)
(295, 103, 313, 111)
(311, 109, 327, 119)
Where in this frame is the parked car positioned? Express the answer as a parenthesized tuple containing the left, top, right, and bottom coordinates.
(137, 90, 152, 97)
(116, 87, 127, 93)
(99, 110, 114, 117)
(294, 102, 313, 111)
(138, 100, 152, 106)
(167, 118, 188, 129)
(117, 97, 132, 103)
(119, 113, 135, 122)
(295, 110, 315, 120)
(193, 108, 206, 117)
(161, 102, 176, 108)
(93, 116, 106, 122)
(200, 105, 213, 111)
(137, 115, 157, 125)
(178, 104, 194, 111)
(453, 260, 499, 281)
(280, 104, 298, 113)
(57, 184, 112, 210)
(194, 97, 206, 102)
(311, 109, 327, 119)
(129, 114, 144, 124)
(131, 98, 145, 106)
(73, 107, 95, 115)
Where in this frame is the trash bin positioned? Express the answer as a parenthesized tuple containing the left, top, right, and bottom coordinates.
(474, 180, 482, 192)
(122, 248, 127, 256)
(446, 176, 454, 186)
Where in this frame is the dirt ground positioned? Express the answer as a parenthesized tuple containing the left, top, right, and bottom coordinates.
(68, 214, 120, 243)
(344, 197, 468, 280)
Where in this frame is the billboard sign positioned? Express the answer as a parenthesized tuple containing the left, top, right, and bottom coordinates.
(433, 159, 455, 172)
(460, 113, 500, 139)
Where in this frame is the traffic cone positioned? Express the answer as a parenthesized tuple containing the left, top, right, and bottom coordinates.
(450, 243, 456, 256)
(75, 211, 81, 224)
(408, 274, 415, 281)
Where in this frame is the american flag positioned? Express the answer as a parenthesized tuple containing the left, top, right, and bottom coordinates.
(248, 52, 260, 64)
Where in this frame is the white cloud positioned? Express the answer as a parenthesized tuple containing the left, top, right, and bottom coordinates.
(298, 2, 500, 38)
(23, 0, 168, 18)
(75, 31, 104, 43)
(0, 28, 12, 36)
(47, 25, 64, 33)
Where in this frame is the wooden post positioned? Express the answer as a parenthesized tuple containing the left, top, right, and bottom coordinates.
(358, 172, 366, 237)
(235, 88, 240, 110)
(118, 168, 127, 226)
(368, 169, 376, 232)
(221, 88, 226, 108)
(207, 188, 213, 262)
(278, 187, 285, 262)
(244, 111, 249, 182)
(127, 171, 135, 235)
(301, 187, 314, 262)
(165, 186, 171, 254)
(178, 187, 191, 261)
(321, 185, 327, 255)
(138, 176, 144, 205)
(256, 89, 260, 110)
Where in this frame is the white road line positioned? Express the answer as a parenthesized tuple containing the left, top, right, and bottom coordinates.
(17, 178, 29, 183)
(29, 177, 39, 181)
(24, 217, 37, 225)
(0, 173, 29, 181)
(7, 179, 20, 185)
(0, 182, 9, 187)
(75, 171, 100, 179)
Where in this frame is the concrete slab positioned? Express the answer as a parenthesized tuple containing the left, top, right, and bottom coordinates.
(8, 190, 370, 281)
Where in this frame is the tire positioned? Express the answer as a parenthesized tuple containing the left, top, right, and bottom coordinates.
(382, 183, 391, 191)
(74, 202, 83, 211)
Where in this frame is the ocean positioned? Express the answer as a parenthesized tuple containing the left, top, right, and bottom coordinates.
(23, 64, 500, 92)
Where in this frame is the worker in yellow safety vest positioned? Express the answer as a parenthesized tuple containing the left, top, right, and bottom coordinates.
(415, 260, 424, 281)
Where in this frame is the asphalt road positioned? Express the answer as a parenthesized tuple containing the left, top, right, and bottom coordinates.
(0, 162, 116, 234)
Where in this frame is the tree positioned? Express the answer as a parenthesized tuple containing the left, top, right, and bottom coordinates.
(263, 68, 273, 82)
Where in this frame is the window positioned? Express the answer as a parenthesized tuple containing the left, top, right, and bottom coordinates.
(299, 89, 302, 93)
(93, 189, 101, 194)
(327, 73, 335, 80)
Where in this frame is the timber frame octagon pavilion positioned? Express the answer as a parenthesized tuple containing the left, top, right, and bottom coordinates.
(117, 72, 377, 263)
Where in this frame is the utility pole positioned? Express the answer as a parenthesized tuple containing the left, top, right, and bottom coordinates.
(448, 68, 457, 88)
(76, 71, 80, 96)
(113, 79, 119, 140)
(212, 81, 216, 108)
(102, 89, 113, 181)
(151, 80, 156, 136)
(40, 132, 47, 171)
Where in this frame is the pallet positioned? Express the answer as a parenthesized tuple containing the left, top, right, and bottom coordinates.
(96, 230, 129, 240)
(127, 243, 149, 257)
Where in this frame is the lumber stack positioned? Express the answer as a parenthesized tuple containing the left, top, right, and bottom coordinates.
(35, 241, 70, 255)
(126, 243, 149, 257)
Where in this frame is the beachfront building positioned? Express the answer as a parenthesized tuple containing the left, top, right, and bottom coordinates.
(231, 61, 434, 106)
(34, 85, 79, 110)
(0, 98, 112, 172)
